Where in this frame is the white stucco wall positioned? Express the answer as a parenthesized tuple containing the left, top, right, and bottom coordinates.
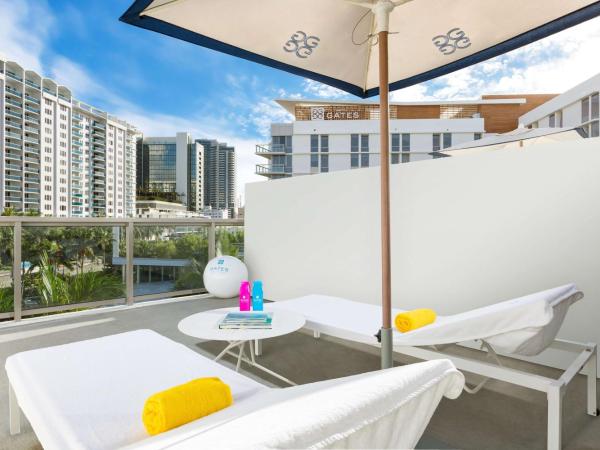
(246, 138, 600, 370)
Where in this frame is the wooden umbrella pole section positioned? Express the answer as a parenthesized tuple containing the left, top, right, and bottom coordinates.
(378, 29, 393, 370)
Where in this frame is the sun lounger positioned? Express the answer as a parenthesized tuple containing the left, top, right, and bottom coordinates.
(269, 283, 598, 450)
(6, 329, 464, 450)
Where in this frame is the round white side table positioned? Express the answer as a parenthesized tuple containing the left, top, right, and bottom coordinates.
(178, 307, 305, 385)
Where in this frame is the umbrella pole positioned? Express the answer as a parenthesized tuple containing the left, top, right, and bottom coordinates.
(378, 29, 393, 370)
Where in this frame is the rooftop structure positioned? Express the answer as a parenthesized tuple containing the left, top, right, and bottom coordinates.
(135, 199, 206, 218)
(256, 95, 555, 178)
(519, 72, 600, 138)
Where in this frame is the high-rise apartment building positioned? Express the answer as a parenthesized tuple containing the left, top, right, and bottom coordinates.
(196, 139, 236, 218)
(0, 58, 138, 217)
(256, 95, 555, 179)
(136, 133, 204, 212)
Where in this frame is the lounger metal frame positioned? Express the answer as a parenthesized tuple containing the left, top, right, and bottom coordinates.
(304, 325, 597, 450)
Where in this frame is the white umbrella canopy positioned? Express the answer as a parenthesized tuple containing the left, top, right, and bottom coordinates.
(121, 0, 600, 97)
(120, 0, 600, 369)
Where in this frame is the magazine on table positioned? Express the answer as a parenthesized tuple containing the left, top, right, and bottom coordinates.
(219, 312, 273, 329)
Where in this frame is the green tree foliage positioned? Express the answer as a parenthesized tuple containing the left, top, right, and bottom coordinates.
(0, 287, 13, 313)
(35, 251, 124, 306)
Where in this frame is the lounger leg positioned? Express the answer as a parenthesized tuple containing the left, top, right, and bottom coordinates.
(313, 330, 320, 339)
(547, 384, 562, 450)
(254, 339, 262, 356)
(9, 382, 20, 435)
(584, 345, 598, 417)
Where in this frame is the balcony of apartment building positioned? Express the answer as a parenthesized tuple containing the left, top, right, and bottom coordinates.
(23, 125, 39, 136)
(23, 115, 39, 126)
(2, 137, 600, 450)
(5, 86, 23, 99)
(5, 131, 22, 142)
(5, 120, 22, 132)
(255, 163, 290, 178)
(23, 94, 40, 106)
(5, 108, 23, 121)
(4, 97, 23, 110)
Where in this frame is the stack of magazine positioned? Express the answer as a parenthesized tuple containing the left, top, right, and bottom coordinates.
(218, 312, 273, 330)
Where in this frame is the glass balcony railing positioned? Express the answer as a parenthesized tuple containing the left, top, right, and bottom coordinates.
(25, 105, 40, 115)
(6, 121, 22, 130)
(5, 86, 23, 97)
(256, 163, 286, 175)
(6, 142, 22, 151)
(25, 79, 41, 90)
(6, 71, 23, 82)
(5, 98, 23, 108)
(24, 95, 41, 105)
(6, 110, 23, 120)
(0, 217, 243, 322)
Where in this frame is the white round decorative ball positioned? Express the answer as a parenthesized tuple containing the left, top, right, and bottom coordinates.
(203, 256, 249, 298)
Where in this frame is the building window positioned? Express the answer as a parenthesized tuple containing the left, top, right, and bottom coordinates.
(591, 121, 600, 138)
(549, 111, 562, 128)
(474, 133, 482, 140)
(432, 133, 441, 151)
(443, 133, 452, 149)
(351, 134, 359, 168)
(592, 93, 599, 120)
(582, 97, 590, 123)
(360, 134, 369, 168)
(310, 134, 318, 168)
(320, 135, 329, 173)
(391, 134, 400, 164)
(401, 133, 410, 163)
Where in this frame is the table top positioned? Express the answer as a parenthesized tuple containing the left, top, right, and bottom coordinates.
(178, 306, 306, 341)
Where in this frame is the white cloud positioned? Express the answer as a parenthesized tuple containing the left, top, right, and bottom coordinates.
(302, 79, 349, 99)
(0, 0, 53, 73)
(399, 18, 600, 101)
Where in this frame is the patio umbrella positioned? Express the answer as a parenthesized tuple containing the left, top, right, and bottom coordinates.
(120, 0, 600, 369)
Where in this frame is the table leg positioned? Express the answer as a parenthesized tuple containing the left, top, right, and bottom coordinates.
(217, 340, 297, 386)
(236, 341, 245, 372)
(214, 341, 243, 362)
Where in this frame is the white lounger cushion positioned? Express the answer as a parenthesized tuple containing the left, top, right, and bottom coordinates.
(6, 329, 464, 450)
(269, 284, 582, 356)
(5, 330, 267, 450)
(158, 360, 464, 450)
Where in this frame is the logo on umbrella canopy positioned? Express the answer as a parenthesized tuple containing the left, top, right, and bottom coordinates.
(432, 28, 471, 55)
(283, 31, 320, 59)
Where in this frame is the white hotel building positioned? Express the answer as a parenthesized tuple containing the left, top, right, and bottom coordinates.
(519, 73, 600, 138)
(0, 58, 138, 217)
(256, 95, 554, 178)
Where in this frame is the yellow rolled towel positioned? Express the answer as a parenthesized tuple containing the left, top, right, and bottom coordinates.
(142, 377, 233, 435)
(395, 309, 437, 333)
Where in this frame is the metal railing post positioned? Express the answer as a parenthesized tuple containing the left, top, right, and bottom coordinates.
(126, 221, 134, 305)
(13, 222, 22, 321)
(208, 222, 216, 261)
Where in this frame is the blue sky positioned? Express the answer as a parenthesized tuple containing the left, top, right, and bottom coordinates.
(2, 0, 600, 199)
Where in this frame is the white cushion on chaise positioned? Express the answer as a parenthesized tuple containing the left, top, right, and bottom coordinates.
(6, 329, 464, 450)
(269, 284, 583, 356)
